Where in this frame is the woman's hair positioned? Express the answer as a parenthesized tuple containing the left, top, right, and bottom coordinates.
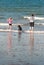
(32, 14, 34, 16)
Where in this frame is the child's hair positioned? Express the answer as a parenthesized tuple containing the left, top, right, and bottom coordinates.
(9, 17, 12, 19)
(18, 25, 20, 27)
(18, 25, 22, 30)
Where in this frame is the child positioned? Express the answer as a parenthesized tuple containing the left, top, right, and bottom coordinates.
(7, 17, 13, 29)
(18, 25, 22, 31)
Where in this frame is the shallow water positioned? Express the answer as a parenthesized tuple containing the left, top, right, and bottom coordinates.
(0, 31, 44, 65)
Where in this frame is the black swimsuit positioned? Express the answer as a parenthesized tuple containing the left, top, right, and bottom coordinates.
(9, 24, 12, 26)
(30, 22, 34, 27)
(18, 25, 22, 31)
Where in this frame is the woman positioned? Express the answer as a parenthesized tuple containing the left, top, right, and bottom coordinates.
(24, 14, 34, 30)
(29, 14, 34, 30)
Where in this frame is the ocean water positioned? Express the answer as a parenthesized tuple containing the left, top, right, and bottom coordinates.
(0, 0, 44, 65)
(0, 0, 44, 31)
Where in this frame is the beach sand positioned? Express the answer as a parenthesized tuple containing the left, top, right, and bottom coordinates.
(0, 31, 44, 65)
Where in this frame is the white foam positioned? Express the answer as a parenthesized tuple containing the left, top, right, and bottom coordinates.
(0, 29, 44, 33)
(0, 22, 44, 26)
(24, 16, 44, 20)
(0, 23, 23, 26)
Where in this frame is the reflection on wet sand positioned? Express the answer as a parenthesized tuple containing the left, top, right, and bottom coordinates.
(29, 30, 34, 62)
(30, 30, 34, 52)
(7, 31, 12, 55)
(29, 30, 34, 55)
(18, 31, 22, 41)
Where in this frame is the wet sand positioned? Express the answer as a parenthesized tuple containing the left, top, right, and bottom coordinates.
(0, 31, 44, 65)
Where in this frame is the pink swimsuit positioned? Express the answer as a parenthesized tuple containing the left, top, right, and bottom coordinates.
(7, 18, 13, 24)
